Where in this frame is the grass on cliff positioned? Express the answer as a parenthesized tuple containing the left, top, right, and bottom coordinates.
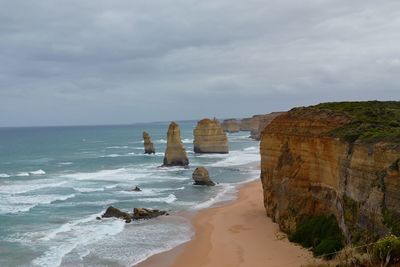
(289, 215, 344, 259)
(312, 101, 400, 143)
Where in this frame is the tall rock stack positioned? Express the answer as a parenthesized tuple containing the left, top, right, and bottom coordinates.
(163, 122, 189, 166)
(193, 119, 228, 154)
(143, 131, 155, 154)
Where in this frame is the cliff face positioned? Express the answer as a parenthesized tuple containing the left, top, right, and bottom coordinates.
(193, 119, 228, 154)
(143, 131, 155, 154)
(163, 122, 189, 166)
(250, 112, 285, 140)
(221, 119, 240, 133)
(260, 108, 400, 242)
(221, 112, 285, 140)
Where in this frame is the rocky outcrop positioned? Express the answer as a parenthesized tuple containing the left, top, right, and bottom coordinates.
(221, 119, 240, 133)
(143, 131, 155, 154)
(260, 106, 400, 243)
(163, 122, 189, 166)
(193, 119, 228, 154)
(102, 206, 167, 223)
(102, 206, 132, 223)
(192, 167, 215, 186)
(132, 186, 142, 192)
(221, 113, 285, 140)
(250, 112, 285, 140)
(133, 208, 167, 220)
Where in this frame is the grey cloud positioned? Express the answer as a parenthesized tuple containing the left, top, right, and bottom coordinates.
(0, 0, 399, 126)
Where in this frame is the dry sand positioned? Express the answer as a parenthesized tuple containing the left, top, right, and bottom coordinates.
(137, 180, 319, 267)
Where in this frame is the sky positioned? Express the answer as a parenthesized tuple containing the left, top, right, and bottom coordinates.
(0, 0, 400, 127)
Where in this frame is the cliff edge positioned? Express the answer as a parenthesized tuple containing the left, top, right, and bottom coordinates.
(260, 101, 400, 244)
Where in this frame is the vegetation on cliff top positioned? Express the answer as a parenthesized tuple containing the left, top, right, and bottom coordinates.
(312, 101, 400, 143)
(289, 214, 344, 258)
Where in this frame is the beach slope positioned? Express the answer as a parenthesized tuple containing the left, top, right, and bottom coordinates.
(138, 180, 316, 267)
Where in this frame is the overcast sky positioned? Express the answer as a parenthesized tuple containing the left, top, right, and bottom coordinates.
(1, 0, 399, 127)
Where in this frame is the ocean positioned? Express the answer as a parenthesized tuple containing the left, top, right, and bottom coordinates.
(0, 121, 260, 267)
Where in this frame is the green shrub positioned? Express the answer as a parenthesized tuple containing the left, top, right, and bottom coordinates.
(289, 214, 344, 258)
(373, 235, 400, 264)
(312, 101, 400, 144)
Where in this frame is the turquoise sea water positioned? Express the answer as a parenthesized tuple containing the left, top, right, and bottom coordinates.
(0, 122, 260, 267)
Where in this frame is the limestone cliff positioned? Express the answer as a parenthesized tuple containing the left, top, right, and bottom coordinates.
(163, 122, 189, 166)
(221, 113, 285, 139)
(143, 131, 155, 154)
(221, 119, 240, 133)
(193, 119, 228, 154)
(260, 103, 400, 243)
(249, 112, 285, 140)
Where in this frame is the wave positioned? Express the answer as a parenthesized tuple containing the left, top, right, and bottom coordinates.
(0, 180, 68, 194)
(30, 169, 46, 175)
(61, 168, 151, 182)
(0, 173, 10, 178)
(58, 162, 73, 166)
(182, 138, 193, 144)
(0, 193, 76, 214)
(206, 149, 260, 167)
(138, 193, 177, 204)
(31, 212, 126, 267)
(192, 184, 236, 210)
(106, 146, 129, 149)
(16, 172, 30, 177)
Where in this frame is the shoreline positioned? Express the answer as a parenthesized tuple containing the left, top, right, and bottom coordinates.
(136, 179, 318, 267)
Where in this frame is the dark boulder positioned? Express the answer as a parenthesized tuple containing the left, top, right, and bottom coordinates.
(102, 206, 132, 223)
(133, 208, 167, 220)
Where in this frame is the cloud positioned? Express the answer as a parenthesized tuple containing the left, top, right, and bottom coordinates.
(0, 0, 399, 126)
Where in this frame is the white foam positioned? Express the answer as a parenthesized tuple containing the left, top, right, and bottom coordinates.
(182, 138, 193, 143)
(0, 193, 76, 214)
(0, 180, 67, 194)
(138, 193, 177, 204)
(30, 169, 46, 175)
(61, 168, 148, 182)
(207, 149, 260, 167)
(16, 172, 30, 177)
(192, 184, 236, 210)
(155, 139, 167, 144)
(0, 173, 10, 178)
(31, 213, 125, 267)
(106, 146, 129, 149)
(58, 162, 73, 166)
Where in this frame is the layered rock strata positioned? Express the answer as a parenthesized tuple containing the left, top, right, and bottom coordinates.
(192, 167, 215, 186)
(221, 119, 240, 133)
(260, 107, 400, 242)
(143, 131, 155, 154)
(163, 122, 189, 166)
(193, 119, 228, 153)
(250, 112, 285, 140)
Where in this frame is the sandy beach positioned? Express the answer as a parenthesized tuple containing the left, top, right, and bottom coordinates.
(137, 179, 318, 267)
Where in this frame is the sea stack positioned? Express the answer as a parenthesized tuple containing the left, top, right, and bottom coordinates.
(192, 167, 215, 186)
(143, 131, 155, 154)
(163, 122, 189, 166)
(221, 119, 240, 133)
(193, 118, 228, 154)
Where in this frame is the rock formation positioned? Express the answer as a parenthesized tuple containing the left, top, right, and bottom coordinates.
(221, 113, 285, 140)
(250, 112, 285, 140)
(102, 206, 132, 223)
(193, 118, 228, 154)
(143, 131, 155, 154)
(133, 208, 167, 220)
(102, 206, 167, 223)
(221, 119, 240, 133)
(260, 103, 400, 243)
(192, 167, 215, 186)
(163, 122, 189, 166)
